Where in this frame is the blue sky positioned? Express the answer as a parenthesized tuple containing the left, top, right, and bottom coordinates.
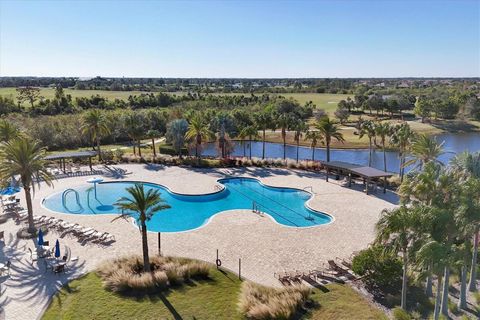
(0, 0, 478, 78)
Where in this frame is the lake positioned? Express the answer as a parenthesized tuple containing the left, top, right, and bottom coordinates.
(201, 132, 480, 173)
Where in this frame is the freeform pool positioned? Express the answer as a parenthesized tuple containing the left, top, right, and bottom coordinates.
(42, 177, 332, 232)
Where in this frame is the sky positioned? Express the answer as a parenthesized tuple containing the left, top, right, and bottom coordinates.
(0, 0, 479, 78)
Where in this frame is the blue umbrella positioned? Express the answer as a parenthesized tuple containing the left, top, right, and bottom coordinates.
(37, 229, 44, 246)
(54, 239, 60, 258)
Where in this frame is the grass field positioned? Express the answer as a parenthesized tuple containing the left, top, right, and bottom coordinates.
(42, 268, 386, 320)
(0, 87, 350, 114)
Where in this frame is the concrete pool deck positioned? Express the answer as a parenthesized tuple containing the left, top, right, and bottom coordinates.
(0, 164, 398, 319)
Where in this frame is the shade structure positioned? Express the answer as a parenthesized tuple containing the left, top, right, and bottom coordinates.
(37, 229, 44, 246)
(54, 239, 61, 258)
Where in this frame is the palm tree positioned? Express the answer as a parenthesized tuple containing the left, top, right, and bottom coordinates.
(254, 112, 273, 159)
(146, 129, 160, 159)
(124, 113, 145, 157)
(0, 120, 20, 142)
(0, 137, 53, 233)
(165, 119, 188, 158)
(81, 109, 110, 161)
(185, 113, 213, 165)
(404, 134, 444, 170)
(375, 122, 391, 172)
(240, 125, 259, 159)
(114, 183, 170, 272)
(450, 152, 480, 294)
(293, 119, 307, 163)
(375, 206, 421, 310)
(305, 130, 322, 162)
(358, 120, 376, 167)
(276, 113, 293, 160)
(390, 123, 415, 181)
(416, 239, 449, 320)
(315, 117, 344, 162)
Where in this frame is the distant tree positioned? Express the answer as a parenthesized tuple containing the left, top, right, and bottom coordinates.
(254, 112, 273, 159)
(334, 104, 350, 124)
(165, 119, 188, 157)
(375, 122, 391, 172)
(276, 113, 294, 160)
(185, 113, 213, 165)
(414, 96, 433, 122)
(292, 119, 307, 162)
(239, 125, 259, 159)
(81, 109, 110, 161)
(305, 130, 322, 161)
(315, 117, 344, 162)
(16, 86, 41, 109)
(124, 113, 145, 157)
(358, 120, 376, 167)
(146, 129, 160, 158)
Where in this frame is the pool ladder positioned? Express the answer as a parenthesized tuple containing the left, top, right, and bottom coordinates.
(62, 188, 82, 211)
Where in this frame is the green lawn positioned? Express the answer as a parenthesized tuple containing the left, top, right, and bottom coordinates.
(43, 268, 386, 320)
(0, 87, 350, 113)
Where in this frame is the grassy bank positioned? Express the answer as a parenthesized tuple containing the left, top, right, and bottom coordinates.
(43, 268, 385, 320)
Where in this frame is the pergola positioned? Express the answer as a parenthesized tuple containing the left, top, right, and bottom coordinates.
(319, 160, 393, 194)
(44, 150, 97, 172)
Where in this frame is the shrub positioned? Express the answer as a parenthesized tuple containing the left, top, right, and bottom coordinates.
(351, 246, 402, 290)
(238, 282, 311, 319)
(473, 291, 480, 305)
(392, 307, 411, 320)
(97, 255, 211, 293)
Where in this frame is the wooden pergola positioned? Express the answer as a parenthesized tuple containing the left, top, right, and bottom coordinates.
(44, 150, 97, 172)
(319, 160, 393, 194)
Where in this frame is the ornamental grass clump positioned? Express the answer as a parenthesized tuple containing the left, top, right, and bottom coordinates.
(97, 255, 210, 293)
(239, 282, 311, 319)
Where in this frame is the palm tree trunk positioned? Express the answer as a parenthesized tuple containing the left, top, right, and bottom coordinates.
(151, 138, 156, 158)
(434, 275, 443, 320)
(458, 263, 468, 309)
(96, 136, 102, 161)
(140, 220, 150, 272)
(426, 274, 433, 297)
(249, 138, 252, 159)
(469, 227, 479, 292)
(312, 147, 315, 162)
(262, 130, 266, 159)
(283, 135, 286, 160)
(25, 186, 36, 234)
(383, 141, 387, 172)
(243, 140, 246, 157)
(401, 250, 408, 310)
(368, 138, 372, 167)
(440, 266, 450, 316)
(326, 142, 330, 162)
(296, 141, 299, 163)
(138, 139, 142, 157)
(196, 143, 200, 165)
(133, 141, 136, 156)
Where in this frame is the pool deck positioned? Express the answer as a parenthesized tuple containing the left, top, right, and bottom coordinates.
(0, 164, 398, 319)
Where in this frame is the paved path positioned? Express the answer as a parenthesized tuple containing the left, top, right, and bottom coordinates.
(0, 164, 397, 319)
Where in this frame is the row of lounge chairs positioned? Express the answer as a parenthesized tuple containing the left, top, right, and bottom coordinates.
(275, 257, 360, 286)
(28, 215, 116, 244)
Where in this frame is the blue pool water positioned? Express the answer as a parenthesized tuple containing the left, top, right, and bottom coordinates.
(42, 178, 332, 232)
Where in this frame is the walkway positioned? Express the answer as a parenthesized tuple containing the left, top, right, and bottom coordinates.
(0, 164, 398, 319)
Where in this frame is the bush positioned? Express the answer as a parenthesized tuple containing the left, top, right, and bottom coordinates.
(351, 246, 402, 289)
(392, 307, 411, 320)
(97, 255, 211, 293)
(238, 282, 311, 319)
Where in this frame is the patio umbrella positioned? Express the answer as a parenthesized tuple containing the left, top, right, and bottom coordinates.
(54, 239, 61, 258)
(37, 229, 44, 246)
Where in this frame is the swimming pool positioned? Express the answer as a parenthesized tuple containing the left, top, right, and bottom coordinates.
(42, 177, 332, 232)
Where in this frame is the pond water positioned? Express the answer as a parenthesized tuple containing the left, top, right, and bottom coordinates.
(201, 132, 480, 173)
